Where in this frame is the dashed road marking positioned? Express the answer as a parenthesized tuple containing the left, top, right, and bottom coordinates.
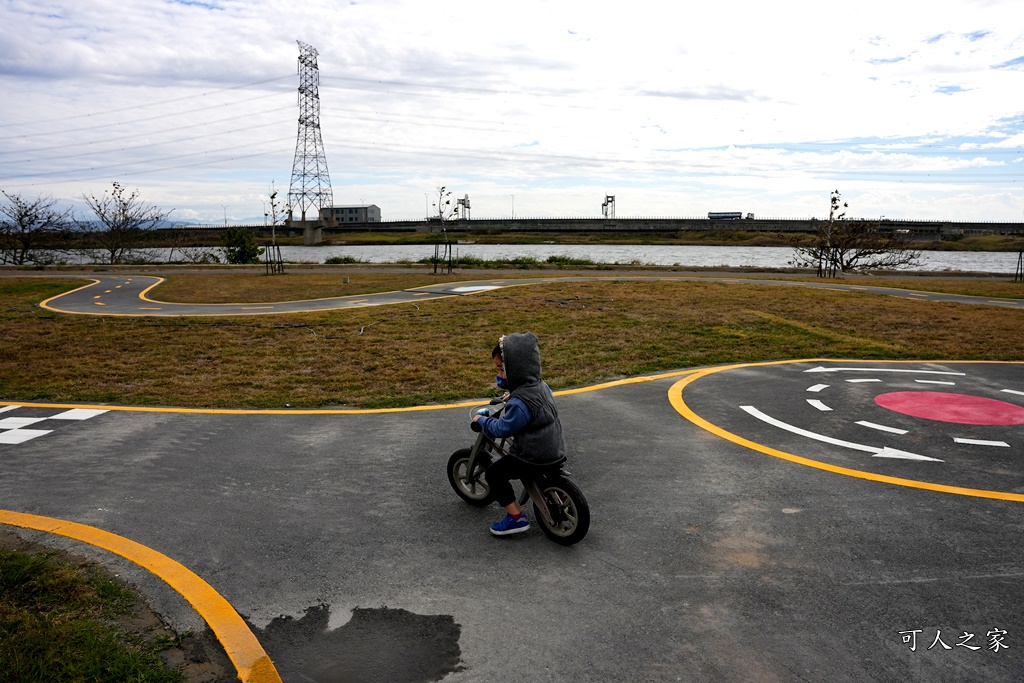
(856, 420, 909, 435)
(955, 438, 1011, 447)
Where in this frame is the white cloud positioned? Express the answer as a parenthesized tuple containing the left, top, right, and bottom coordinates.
(0, 0, 1021, 222)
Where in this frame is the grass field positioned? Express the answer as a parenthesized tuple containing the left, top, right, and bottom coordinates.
(1, 272, 1021, 409)
(0, 539, 185, 683)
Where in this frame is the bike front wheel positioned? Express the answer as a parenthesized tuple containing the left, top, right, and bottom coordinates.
(447, 448, 495, 506)
(534, 475, 590, 546)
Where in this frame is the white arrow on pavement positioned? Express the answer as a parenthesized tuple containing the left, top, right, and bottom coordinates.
(873, 447, 944, 461)
(804, 366, 965, 376)
(740, 406, 943, 462)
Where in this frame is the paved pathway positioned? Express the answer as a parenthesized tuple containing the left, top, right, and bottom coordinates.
(37, 273, 1024, 316)
(2, 360, 1023, 681)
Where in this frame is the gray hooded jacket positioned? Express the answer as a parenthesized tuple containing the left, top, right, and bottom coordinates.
(500, 332, 567, 465)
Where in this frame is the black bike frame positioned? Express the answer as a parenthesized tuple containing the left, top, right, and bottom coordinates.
(467, 402, 557, 527)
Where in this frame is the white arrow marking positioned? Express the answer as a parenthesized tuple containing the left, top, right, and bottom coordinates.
(740, 406, 943, 462)
(954, 438, 1010, 447)
(807, 384, 829, 393)
(873, 447, 943, 461)
(804, 367, 965, 376)
(451, 285, 501, 292)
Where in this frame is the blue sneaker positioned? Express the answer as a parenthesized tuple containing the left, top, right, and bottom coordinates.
(490, 513, 530, 536)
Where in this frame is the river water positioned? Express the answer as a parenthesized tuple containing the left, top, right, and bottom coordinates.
(271, 244, 1020, 274)
(50, 244, 1020, 274)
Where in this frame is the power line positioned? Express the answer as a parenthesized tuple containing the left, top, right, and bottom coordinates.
(0, 108, 294, 161)
(0, 75, 293, 129)
(0, 136, 295, 182)
(0, 90, 290, 142)
(0, 147, 294, 190)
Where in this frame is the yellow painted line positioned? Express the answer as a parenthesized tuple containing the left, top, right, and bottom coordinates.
(39, 279, 101, 311)
(138, 307, 163, 310)
(0, 510, 281, 683)
(0, 369, 698, 416)
(93, 295, 102, 299)
(668, 359, 1024, 503)
(104, 289, 112, 293)
(38, 273, 1018, 319)
(95, 301, 106, 306)
(555, 369, 698, 396)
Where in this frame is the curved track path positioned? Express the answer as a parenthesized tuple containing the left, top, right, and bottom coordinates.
(37, 273, 1024, 316)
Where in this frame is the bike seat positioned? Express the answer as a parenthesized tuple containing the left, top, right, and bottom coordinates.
(530, 456, 567, 469)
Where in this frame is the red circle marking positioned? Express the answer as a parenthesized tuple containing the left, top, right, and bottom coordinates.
(874, 391, 1024, 426)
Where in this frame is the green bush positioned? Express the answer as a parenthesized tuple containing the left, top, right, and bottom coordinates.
(546, 254, 595, 266)
(324, 255, 364, 264)
(220, 227, 264, 264)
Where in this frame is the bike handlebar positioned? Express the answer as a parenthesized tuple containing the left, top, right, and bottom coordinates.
(470, 401, 505, 432)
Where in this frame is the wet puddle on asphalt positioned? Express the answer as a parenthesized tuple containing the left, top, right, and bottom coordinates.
(251, 604, 464, 683)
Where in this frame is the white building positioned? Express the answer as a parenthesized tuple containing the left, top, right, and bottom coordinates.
(320, 204, 382, 224)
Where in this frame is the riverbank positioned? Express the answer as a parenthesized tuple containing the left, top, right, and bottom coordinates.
(16, 243, 1019, 273)
(162, 230, 1024, 251)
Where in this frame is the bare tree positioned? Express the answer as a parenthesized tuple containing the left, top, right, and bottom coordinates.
(431, 186, 460, 228)
(429, 186, 460, 274)
(0, 191, 74, 265)
(166, 227, 220, 264)
(793, 190, 921, 276)
(81, 182, 170, 264)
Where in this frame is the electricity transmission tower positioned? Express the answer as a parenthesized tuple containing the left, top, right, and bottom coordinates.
(288, 40, 333, 223)
(602, 194, 616, 219)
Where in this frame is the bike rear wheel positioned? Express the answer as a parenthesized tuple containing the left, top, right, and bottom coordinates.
(447, 448, 495, 506)
(533, 475, 590, 546)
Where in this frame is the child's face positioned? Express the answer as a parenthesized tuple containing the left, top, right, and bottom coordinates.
(493, 354, 505, 378)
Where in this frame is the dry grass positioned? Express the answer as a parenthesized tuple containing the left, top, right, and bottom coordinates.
(846, 277, 1024, 300)
(1, 275, 1021, 409)
(148, 271, 467, 303)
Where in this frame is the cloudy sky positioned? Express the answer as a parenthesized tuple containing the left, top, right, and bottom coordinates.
(1, 0, 1022, 224)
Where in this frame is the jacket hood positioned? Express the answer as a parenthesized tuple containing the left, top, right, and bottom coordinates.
(499, 332, 542, 392)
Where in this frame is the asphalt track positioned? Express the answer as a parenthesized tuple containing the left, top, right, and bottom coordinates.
(35, 272, 1024, 316)
(3, 274, 1024, 682)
